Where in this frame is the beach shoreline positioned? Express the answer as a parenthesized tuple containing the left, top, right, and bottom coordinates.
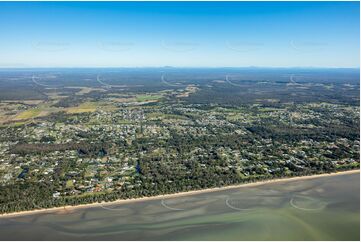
(0, 169, 359, 218)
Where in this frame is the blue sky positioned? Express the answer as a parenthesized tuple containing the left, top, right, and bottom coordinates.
(0, 1, 359, 68)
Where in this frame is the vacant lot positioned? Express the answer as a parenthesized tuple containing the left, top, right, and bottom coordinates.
(67, 102, 97, 114)
(14, 109, 42, 120)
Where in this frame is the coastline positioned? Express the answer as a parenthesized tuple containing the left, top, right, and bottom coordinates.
(0, 169, 359, 218)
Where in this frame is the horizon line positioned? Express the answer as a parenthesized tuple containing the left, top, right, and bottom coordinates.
(0, 66, 359, 69)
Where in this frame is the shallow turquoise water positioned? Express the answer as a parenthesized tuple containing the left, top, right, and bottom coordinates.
(0, 173, 359, 240)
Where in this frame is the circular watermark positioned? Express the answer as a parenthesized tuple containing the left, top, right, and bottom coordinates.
(96, 74, 130, 89)
(289, 195, 327, 211)
(160, 195, 220, 212)
(32, 41, 70, 52)
(226, 41, 263, 53)
(161, 40, 199, 53)
(161, 74, 182, 87)
(225, 75, 243, 87)
(31, 75, 61, 88)
(96, 74, 113, 89)
(97, 41, 134, 52)
(225, 197, 256, 212)
(160, 199, 185, 211)
(289, 40, 327, 53)
(98, 202, 128, 211)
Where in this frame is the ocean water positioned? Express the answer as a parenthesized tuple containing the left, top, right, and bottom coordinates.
(0, 173, 359, 240)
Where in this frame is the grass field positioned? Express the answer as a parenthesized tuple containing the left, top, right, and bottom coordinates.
(136, 94, 163, 102)
(67, 102, 98, 114)
(226, 113, 244, 121)
(14, 109, 42, 120)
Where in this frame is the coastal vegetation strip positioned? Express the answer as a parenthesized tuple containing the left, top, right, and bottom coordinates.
(0, 169, 358, 218)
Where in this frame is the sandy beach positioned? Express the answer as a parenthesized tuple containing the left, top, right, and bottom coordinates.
(0, 169, 359, 218)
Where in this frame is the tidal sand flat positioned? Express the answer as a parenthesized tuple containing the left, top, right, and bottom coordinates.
(0, 172, 359, 240)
